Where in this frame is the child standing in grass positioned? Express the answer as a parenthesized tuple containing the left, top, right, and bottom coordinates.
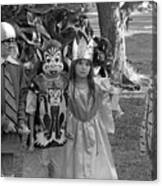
(64, 56, 118, 179)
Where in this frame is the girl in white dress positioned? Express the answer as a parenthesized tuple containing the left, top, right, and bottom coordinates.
(64, 58, 118, 179)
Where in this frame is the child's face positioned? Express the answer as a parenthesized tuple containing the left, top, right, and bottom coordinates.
(75, 59, 91, 79)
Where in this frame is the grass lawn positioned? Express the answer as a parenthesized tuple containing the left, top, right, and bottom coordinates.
(126, 33, 153, 76)
(110, 98, 152, 180)
(109, 33, 154, 180)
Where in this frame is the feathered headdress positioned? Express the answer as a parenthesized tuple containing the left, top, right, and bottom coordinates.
(72, 36, 94, 61)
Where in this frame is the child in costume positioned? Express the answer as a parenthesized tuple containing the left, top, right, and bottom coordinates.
(22, 39, 68, 178)
(26, 39, 68, 149)
(1, 22, 29, 177)
(64, 37, 118, 179)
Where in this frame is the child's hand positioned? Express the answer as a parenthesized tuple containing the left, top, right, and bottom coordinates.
(7, 122, 17, 133)
(18, 123, 30, 134)
(66, 132, 74, 140)
(2, 115, 16, 133)
(113, 110, 124, 119)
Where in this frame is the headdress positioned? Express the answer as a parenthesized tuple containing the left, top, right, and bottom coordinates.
(42, 39, 62, 62)
(72, 36, 94, 61)
(42, 39, 62, 52)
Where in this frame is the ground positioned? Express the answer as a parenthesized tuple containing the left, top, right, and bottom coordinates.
(110, 98, 152, 180)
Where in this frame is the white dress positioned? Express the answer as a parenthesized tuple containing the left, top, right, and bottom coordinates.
(64, 79, 118, 179)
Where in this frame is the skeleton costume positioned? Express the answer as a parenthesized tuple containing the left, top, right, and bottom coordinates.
(26, 40, 68, 148)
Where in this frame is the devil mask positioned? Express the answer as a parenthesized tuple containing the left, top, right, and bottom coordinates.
(42, 40, 63, 77)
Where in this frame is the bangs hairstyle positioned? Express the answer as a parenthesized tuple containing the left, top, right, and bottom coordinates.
(69, 58, 96, 102)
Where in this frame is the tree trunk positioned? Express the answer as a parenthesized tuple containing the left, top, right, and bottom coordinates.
(97, 2, 128, 83)
(96, 3, 116, 56)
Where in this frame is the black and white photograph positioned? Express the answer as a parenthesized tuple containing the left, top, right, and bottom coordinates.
(1, 0, 157, 181)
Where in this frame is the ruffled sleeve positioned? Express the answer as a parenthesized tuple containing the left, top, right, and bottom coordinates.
(26, 90, 37, 115)
(94, 77, 112, 92)
(94, 77, 115, 134)
(25, 77, 39, 115)
(25, 74, 43, 115)
(94, 77, 114, 104)
(94, 76, 124, 114)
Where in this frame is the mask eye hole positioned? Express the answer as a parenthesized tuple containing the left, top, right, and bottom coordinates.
(55, 57, 60, 62)
(46, 58, 51, 63)
(48, 89, 53, 97)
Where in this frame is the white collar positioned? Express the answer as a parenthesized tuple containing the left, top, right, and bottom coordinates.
(1, 56, 20, 65)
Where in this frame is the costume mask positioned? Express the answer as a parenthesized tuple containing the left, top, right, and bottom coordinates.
(43, 45, 63, 77)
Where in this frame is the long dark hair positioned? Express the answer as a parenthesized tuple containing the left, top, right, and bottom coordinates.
(69, 58, 96, 102)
